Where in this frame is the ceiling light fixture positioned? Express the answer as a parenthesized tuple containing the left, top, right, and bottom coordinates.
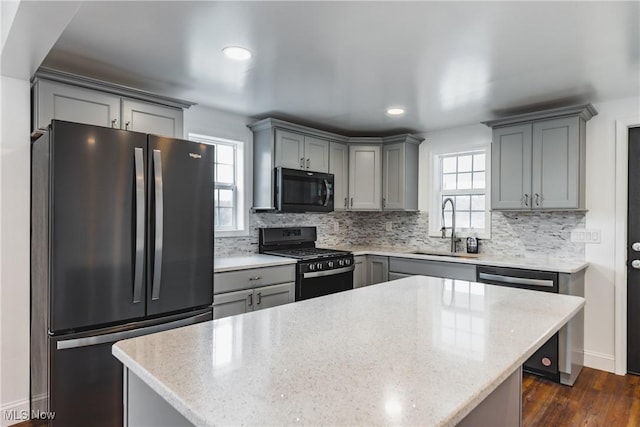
(222, 46, 252, 61)
(386, 108, 405, 116)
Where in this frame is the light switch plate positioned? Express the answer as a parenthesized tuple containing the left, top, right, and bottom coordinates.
(571, 228, 601, 244)
(386, 221, 393, 231)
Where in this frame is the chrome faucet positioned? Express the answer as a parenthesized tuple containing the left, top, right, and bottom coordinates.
(441, 197, 457, 253)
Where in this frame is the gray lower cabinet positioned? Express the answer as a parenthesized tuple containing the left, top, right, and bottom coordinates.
(213, 283, 295, 320)
(366, 256, 389, 285)
(485, 104, 596, 211)
(388, 272, 412, 281)
(213, 265, 295, 319)
(353, 255, 366, 288)
(388, 257, 477, 281)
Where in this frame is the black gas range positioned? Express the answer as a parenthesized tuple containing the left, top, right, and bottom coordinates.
(259, 227, 354, 301)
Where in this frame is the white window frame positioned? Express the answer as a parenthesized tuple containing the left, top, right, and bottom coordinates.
(189, 133, 250, 237)
(428, 142, 492, 239)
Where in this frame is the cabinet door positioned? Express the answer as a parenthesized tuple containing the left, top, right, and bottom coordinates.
(213, 289, 253, 320)
(254, 282, 295, 311)
(383, 142, 405, 210)
(366, 256, 389, 285)
(304, 136, 330, 172)
(491, 124, 532, 210)
(275, 129, 305, 170)
(532, 117, 580, 209)
(121, 99, 183, 138)
(353, 256, 366, 288)
(329, 142, 349, 210)
(349, 145, 382, 210)
(34, 80, 120, 131)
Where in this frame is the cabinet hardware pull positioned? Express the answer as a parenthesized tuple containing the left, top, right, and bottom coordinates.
(535, 193, 540, 206)
(306, 158, 310, 169)
(344, 197, 348, 208)
(111, 119, 118, 128)
(382, 198, 386, 208)
(248, 276, 261, 281)
(248, 293, 253, 306)
(300, 157, 304, 168)
(350, 197, 354, 207)
(256, 292, 262, 305)
(524, 194, 529, 207)
(125, 121, 131, 130)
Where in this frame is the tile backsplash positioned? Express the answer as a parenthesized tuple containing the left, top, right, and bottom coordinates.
(215, 211, 585, 262)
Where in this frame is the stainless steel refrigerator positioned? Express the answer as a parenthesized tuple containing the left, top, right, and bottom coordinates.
(30, 120, 214, 426)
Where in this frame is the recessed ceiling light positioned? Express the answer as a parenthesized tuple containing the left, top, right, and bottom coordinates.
(222, 46, 252, 61)
(386, 108, 405, 116)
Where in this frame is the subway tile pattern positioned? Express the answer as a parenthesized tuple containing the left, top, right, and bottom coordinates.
(215, 211, 585, 262)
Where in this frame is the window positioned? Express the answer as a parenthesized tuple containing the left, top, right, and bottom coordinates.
(430, 146, 491, 238)
(189, 133, 248, 237)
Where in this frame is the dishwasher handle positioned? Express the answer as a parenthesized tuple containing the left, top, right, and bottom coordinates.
(478, 272, 554, 288)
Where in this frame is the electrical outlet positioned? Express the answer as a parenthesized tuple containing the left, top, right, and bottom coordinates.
(386, 221, 393, 231)
(571, 229, 601, 244)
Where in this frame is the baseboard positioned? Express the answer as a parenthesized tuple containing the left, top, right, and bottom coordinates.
(584, 350, 616, 373)
(0, 398, 29, 427)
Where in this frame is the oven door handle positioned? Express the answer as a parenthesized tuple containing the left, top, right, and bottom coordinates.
(303, 265, 354, 279)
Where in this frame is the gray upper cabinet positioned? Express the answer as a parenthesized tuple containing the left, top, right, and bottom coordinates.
(329, 141, 349, 210)
(274, 129, 329, 173)
(275, 129, 306, 169)
(348, 144, 382, 210)
(33, 79, 120, 130)
(382, 136, 421, 211)
(491, 124, 533, 210)
(32, 70, 192, 138)
(484, 104, 596, 211)
(121, 99, 183, 138)
(249, 117, 422, 211)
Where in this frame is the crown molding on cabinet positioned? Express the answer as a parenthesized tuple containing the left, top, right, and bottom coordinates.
(32, 67, 196, 110)
(482, 103, 598, 128)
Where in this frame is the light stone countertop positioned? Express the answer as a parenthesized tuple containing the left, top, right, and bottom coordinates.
(335, 245, 589, 274)
(214, 254, 297, 273)
(113, 275, 585, 426)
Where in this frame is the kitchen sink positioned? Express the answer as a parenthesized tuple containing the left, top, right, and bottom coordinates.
(410, 250, 480, 259)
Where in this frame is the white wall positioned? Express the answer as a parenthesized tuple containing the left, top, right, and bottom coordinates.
(0, 75, 31, 425)
(584, 97, 640, 371)
(183, 104, 253, 144)
(418, 97, 640, 373)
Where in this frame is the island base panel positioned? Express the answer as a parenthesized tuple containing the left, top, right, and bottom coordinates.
(457, 367, 522, 427)
(124, 368, 193, 427)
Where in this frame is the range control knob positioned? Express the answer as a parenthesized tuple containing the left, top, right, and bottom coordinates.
(338, 259, 345, 267)
(316, 262, 323, 270)
(327, 261, 334, 268)
(344, 259, 351, 265)
(309, 264, 315, 271)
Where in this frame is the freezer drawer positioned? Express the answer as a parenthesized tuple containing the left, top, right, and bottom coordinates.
(32, 309, 211, 427)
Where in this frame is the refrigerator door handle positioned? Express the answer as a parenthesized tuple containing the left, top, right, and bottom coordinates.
(56, 311, 211, 350)
(133, 148, 145, 304)
(151, 149, 164, 301)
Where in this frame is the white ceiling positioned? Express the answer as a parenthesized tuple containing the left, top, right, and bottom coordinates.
(41, 1, 639, 134)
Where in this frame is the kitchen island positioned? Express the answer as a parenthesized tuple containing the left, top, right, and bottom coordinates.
(113, 276, 584, 426)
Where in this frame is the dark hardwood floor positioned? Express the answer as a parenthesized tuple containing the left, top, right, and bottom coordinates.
(523, 367, 640, 426)
(12, 367, 640, 426)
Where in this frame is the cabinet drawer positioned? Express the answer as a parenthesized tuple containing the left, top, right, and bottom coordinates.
(214, 265, 296, 294)
(389, 258, 476, 281)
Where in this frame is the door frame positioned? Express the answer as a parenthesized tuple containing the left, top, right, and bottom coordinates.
(614, 116, 640, 375)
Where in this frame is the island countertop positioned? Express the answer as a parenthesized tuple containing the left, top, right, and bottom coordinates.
(113, 276, 584, 426)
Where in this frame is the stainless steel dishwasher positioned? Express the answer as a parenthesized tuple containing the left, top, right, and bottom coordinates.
(477, 265, 585, 386)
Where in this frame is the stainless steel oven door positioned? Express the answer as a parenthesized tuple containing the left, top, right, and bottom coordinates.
(296, 265, 354, 301)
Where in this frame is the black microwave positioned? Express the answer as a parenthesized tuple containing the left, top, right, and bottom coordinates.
(275, 167, 334, 213)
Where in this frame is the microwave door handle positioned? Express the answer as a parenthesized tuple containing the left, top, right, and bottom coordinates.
(323, 179, 330, 206)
